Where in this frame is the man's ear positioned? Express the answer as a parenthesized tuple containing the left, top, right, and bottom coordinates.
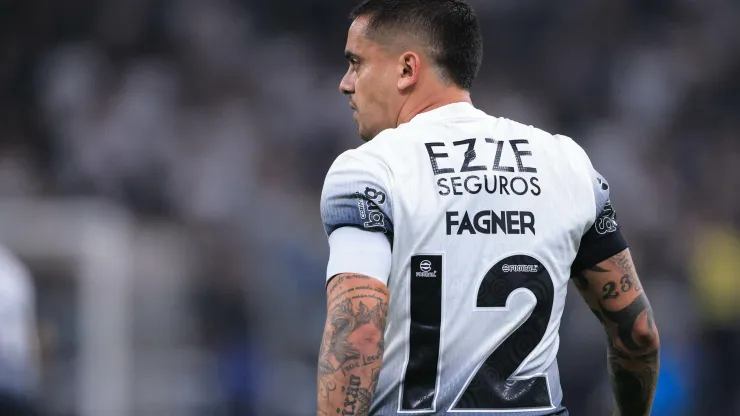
(398, 51, 421, 90)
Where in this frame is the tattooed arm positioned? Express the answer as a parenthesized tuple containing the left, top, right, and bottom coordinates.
(318, 273, 389, 416)
(572, 249, 660, 416)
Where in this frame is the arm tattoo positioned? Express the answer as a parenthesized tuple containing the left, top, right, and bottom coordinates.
(339, 369, 381, 416)
(608, 345, 660, 416)
(572, 265, 609, 290)
(612, 251, 634, 275)
(318, 274, 388, 416)
(572, 252, 660, 416)
(600, 293, 653, 351)
(605, 292, 659, 416)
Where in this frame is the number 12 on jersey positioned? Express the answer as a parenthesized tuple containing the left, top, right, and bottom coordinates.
(401, 255, 555, 412)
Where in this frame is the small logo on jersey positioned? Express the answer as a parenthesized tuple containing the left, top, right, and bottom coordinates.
(597, 177, 609, 191)
(412, 255, 442, 279)
(501, 264, 539, 273)
(595, 200, 618, 235)
(363, 187, 386, 204)
(355, 194, 367, 220)
(356, 187, 388, 233)
(416, 268, 437, 278)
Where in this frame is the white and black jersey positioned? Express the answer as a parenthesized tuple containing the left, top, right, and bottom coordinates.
(321, 103, 627, 415)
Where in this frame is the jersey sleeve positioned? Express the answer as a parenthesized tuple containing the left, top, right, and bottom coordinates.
(571, 168, 629, 273)
(321, 152, 394, 284)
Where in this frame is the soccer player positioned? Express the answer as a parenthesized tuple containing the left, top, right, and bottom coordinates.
(317, 1, 660, 415)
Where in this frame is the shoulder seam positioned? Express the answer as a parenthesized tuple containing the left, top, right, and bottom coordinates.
(558, 136, 599, 224)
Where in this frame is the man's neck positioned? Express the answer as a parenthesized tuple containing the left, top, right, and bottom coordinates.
(397, 89, 472, 126)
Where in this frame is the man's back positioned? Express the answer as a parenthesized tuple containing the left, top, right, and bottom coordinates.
(322, 103, 614, 414)
(318, 2, 658, 415)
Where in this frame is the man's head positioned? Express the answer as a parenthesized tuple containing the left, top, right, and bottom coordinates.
(340, 0, 483, 141)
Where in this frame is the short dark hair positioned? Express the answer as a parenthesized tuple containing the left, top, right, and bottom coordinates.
(350, 0, 483, 90)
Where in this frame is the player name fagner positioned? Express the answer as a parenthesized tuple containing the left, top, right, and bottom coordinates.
(446, 210, 535, 235)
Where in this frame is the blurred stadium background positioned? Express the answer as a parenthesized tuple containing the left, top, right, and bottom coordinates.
(0, 0, 738, 415)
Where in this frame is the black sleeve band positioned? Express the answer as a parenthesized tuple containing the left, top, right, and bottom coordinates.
(571, 227, 628, 274)
(572, 167, 629, 275)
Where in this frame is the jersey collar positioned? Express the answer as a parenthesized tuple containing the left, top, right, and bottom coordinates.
(407, 102, 486, 124)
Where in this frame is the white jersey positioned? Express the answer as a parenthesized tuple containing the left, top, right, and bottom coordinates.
(321, 103, 627, 415)
(0, 246, 37, 398)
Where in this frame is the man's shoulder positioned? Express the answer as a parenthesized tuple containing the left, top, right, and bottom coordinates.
(498, 116, 593, 164)
(363, 124, 419, 148)
(329, 145, 388, 174)
(497, 116, 578, 145)
(334, 127, 411, 167)
(324, 139, 395, 190)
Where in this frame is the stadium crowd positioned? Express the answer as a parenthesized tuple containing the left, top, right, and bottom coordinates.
(0, 0, 739, 414)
